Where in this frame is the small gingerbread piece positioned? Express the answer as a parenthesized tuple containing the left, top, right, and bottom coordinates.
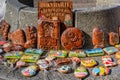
(81, 58, 97, 68)
(92, 27, 104, 48)
(54, 58, 71, 66)
(0, 20, 10, 40)
(61, 28, 84, 50)
(8, 29, 26, 47)
(102, 55, 116, 67)
(24, 26, 37, 48)
(109, 32, 119, 45)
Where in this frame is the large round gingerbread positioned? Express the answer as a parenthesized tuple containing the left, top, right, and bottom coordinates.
(61, 28, 84, 50)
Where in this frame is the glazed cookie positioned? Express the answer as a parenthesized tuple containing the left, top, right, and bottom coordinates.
(92, 66, 110, 76)
(25, 48, 43, 56)
(4, 51, 24, 59)
(47, 50, 68, 58)
(21, 65, 38, 77)
(85, 48, 104, 57)
(21, 54, 40, 63)
(103, 47, 118, 55)
(74, 66, 88, 78)
(36, 59, 49, 70)
(45, 53, 56, 62)
(54, 58, 71, 66)
(58, 65, 71, 74)
(115, 51, 120, 59)
(102, 55, 116, 67)
(69, 50, 86, 58)
(81, 58, 97, 68)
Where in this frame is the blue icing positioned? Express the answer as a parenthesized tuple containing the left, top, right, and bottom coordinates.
(92, 68, 100, 75)
(86, 48, 103, 54)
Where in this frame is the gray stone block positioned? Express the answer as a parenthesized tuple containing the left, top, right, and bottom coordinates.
(75, 6, 120, 49)
(5, 0, 28, 32)
(19, 7, 38, 30)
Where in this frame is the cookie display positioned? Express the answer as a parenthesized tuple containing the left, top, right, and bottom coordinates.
(8, 29, 26, 47)
(102, 55, 116, 67)
(103, 47, 118, 55)
(21, 65, 38, 77)
(109, 32, 119, 45)
(38, 20, 60, 50)
(92, 66, 110, 76)
(115, 51, 120, 59)
(54, 58, 71, 66)
(21, 54, 40, 63)
(92, 27, 104, 48)
(4, 51, 24, 59)
(36, 59, 49, 70)
(24, 26, 37, 48)
(81, 58, 97, 68)
(61, 28, 84, 50)
(25, 48, 43, 56)
(69, 50, 86, 58)
(58, 65, 71, 74)
(47, 50, 68, 58)
(85, 48, 104, 57)
(74, 66, 88, 78)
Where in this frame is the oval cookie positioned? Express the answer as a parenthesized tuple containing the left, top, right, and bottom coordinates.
(81, 58, 97, 68)
(58, 65, 71, 74)
(74, 66, 88, 78)
(61, 28, 84, 50)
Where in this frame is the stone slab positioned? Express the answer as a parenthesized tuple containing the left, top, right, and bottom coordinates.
(75, 6, 120, 49)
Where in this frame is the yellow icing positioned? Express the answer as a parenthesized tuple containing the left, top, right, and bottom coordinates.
(99, 66, 105, 76)
(81, 58, 96, 67)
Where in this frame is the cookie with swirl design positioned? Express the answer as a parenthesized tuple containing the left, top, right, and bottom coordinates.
(61, 28, 84, 50)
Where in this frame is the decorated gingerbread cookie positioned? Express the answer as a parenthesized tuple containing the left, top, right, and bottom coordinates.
(115, 51, 120, 59)
(103, 47, 118, 55)
(58, 65, 71, 74)
(92, 66, 110, 76)
(21, 54, 40, 63)
(85, 48, 104, 57)
(74, 66, 88, 78)
(81, 58, 97, 68)
(21, 65, 38, 77)
(47, 50, 68, 58)
(102, 55, 116, 67)
(36, 59, 49, 70)
(54, 58, 71, 66)
(69, 50, 86, 58)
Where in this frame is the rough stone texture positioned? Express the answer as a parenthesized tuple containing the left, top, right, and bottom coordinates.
(19, 7, 38, 30)
(75, 6, 120, 49)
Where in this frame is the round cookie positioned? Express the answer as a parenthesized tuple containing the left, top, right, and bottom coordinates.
(92, 67, 100, 76)
(21, 65, 38, 77)
(115, 51, 120, 59)
(61, 28, 84, 50)
(37, 59, 49, 70)
(58, 65, 71, 74)
(81, 58, 97, 68)
(74, 66, 88, 78)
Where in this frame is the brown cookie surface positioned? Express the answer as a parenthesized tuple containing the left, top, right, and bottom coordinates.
(61, 28, 84, 50)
